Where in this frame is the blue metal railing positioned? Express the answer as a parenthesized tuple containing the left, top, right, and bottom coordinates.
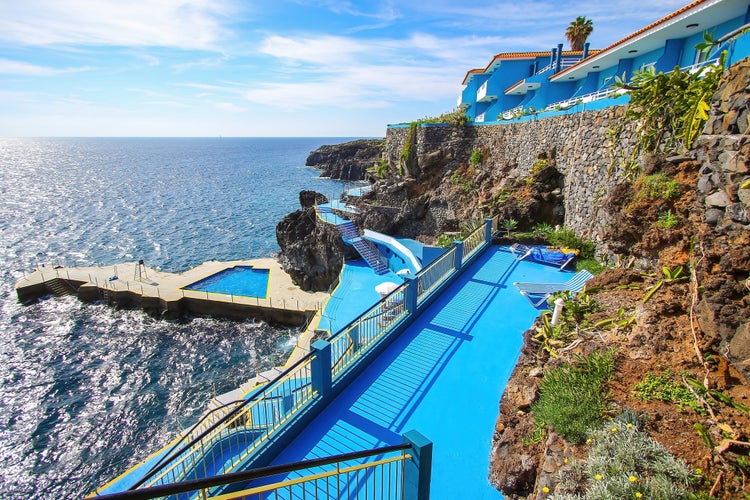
(97, 219, 493, 497)
(91, 433, 431, 500)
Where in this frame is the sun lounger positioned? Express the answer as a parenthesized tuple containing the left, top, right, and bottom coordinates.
(509, 243, 578, 270)
(513, 269, 594, 307)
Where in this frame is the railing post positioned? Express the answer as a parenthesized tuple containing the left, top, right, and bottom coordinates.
(403, 430, 432, 500)
(310, 339, 332, 401)
(453, 241, 464, 271)
(484, 217, 493, 243)
(405, 276, 418, 314)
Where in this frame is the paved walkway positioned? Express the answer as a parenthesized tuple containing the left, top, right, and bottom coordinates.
(267, 247, 573, 497)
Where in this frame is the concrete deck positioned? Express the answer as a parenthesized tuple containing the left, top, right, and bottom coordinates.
(15, 258, 328, 324)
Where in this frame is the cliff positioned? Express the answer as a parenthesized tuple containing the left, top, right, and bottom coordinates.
(335, 60, 750, 497)
(306, 138, 384, 181)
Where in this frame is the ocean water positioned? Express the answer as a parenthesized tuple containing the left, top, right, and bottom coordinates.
(0, 137, 356, 498)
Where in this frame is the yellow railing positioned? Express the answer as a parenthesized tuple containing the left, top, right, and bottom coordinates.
(330, 284, 408, 378)
(142, 356, 317, 488)
(209, 452, 410, 499)
(461, 224, 487, 264)
(416, 247, 457, 306)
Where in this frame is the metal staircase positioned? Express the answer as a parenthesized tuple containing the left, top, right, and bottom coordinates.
(317, 205, 389, 275)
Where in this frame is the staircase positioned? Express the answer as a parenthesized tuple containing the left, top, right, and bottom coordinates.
(316, 203, 389, 275)
(351, 238, 389, 274)
(46, 278, 76, 297)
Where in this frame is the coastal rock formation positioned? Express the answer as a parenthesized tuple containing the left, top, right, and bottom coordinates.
(275, 192, 357, 291)
(306, 139, 384, 181)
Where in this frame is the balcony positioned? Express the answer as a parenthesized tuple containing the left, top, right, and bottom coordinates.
(476, 81, 497, 103)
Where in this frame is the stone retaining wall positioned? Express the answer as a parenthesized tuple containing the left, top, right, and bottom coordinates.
(386, 107, 640, 251)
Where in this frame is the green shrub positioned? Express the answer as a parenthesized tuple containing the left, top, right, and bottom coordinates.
(657, 209, 680, 229)
(532, 350, 614, 443)
(470, 149, 482, 167)
(636, 173, 682, 201)
(436, 234, 454, 248)
(576, 258, 604, 275)
(548, 227, 596, 259)
(532, 222, 554, 239)
(552, 413, 695, 499)
(449, 171, 474, 194)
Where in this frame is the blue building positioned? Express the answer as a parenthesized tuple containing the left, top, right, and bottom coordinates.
(458, 0, 750, 123)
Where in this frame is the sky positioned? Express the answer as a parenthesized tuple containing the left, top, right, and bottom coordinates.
(0, 1, 691, 137)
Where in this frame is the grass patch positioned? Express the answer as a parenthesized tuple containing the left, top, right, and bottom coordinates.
(532, 350, 614, 443)
(657, 209, 680, 229)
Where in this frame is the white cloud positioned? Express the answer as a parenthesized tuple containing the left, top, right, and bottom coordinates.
(0, 0, 238, 50)
(0, 58, 90, 76)
(258, 35, 367, 65)
(240, 31, 502, 110)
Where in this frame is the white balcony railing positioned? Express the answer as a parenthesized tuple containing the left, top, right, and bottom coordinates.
(535, 62, 554, 75)
(476, 81, 488, 101)
(544, 87, 628, 112)
(500, 105, 523, 120)
(681, 57, 720, 74)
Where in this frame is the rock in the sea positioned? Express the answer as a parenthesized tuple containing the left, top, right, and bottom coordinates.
(306, 139, 384, 181)
(276, 192, 359, 291)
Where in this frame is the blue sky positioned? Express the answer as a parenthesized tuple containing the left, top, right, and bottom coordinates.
(1, 1, 689, 137)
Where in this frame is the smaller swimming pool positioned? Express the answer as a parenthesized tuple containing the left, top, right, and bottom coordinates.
(183, 266, 270, 299)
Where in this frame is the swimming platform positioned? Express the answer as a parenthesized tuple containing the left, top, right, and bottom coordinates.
(14, 257, 328, 326)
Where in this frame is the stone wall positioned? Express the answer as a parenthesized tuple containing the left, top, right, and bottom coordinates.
(385, 107, 640, 252)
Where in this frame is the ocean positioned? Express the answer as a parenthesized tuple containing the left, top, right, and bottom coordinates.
(0, 137, 358, 498)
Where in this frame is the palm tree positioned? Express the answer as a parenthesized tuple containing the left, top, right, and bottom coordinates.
(566, 16, 594, 51)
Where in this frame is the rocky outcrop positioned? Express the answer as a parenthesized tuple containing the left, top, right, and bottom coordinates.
(306, 139, 384, 181)
(372, 109, 640, 249)
(275, 192, 357, 291)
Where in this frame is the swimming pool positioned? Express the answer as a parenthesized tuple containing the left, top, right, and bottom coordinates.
(183, 266, 270, 298)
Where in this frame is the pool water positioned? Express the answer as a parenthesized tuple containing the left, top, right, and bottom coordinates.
(183, 266, 270, 298)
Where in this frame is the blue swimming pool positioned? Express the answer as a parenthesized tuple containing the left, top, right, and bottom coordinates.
(183, 266, 270, 298)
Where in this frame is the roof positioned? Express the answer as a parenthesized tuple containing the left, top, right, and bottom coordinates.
(550, 0, 747, 82)
(461, 49, 600, 85)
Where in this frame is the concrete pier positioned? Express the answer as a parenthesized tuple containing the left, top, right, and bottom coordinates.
(15, 258, 329, 326)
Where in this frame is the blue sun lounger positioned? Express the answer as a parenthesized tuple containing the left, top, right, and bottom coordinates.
(513, 269, 595, 307)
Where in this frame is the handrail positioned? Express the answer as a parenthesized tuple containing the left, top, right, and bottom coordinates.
(461, 224, 486, 263)
(127, 351, 317, 490)
(101, 218, 489, 496)
(93, 443, 411, 499)
(417, 247, 457, 306)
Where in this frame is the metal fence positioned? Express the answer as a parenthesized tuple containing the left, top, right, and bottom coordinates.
(416, 247, 457, 307)
(330, 283, 409, 378)
(461, 224, 487, 264)
(93, 442, 417, 500)
(132, 355, 317, 490)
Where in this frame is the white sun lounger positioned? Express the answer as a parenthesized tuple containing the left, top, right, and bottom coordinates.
(513, 270, 594, 307)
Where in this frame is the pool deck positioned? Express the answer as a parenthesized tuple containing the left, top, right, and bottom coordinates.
(14, 257, 329, 325)
(265, 247, 572, 497)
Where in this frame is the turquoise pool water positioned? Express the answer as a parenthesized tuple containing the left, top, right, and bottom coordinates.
(183, 266, 270, 298)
